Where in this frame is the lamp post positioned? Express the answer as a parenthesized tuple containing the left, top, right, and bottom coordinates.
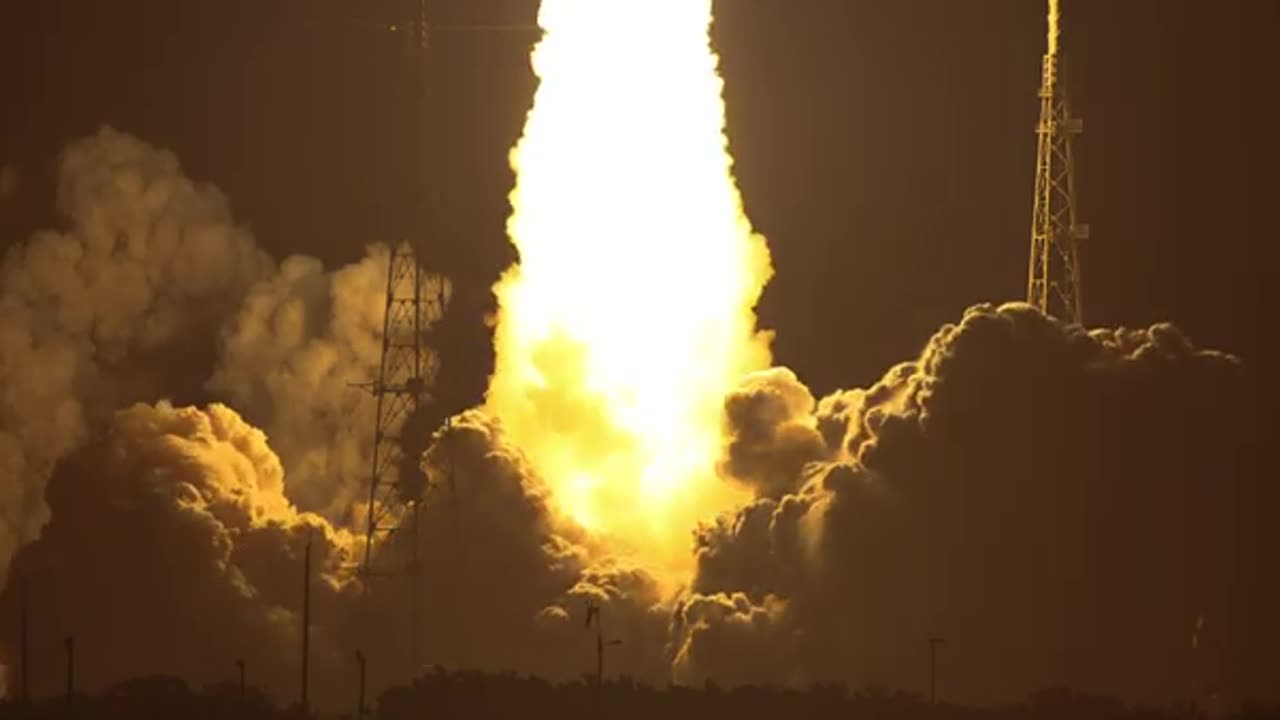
(928, 637, 944, 705)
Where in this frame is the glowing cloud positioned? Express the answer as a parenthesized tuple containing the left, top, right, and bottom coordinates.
(488, 0, 774, 578)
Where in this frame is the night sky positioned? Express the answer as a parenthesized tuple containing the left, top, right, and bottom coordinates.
(2, 0, 1272, 399)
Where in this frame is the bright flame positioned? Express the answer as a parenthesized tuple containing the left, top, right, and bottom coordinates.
(488, 0, 773, 578)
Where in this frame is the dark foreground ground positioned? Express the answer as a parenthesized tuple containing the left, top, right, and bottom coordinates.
(2, 671, 1278, 720)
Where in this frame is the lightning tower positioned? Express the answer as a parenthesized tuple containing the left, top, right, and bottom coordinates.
(356, 0, 441, 683)
(359, 239, 440, 675)
(1027, 0, 1088, 325)
(355, 0, 537, 683)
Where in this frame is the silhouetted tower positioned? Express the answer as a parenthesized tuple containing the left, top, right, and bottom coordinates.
(358, 244, 440, 682)
(351, 0, 536, 683)
(1027, 0, 1088, 325)
(354, 0, 442, 685)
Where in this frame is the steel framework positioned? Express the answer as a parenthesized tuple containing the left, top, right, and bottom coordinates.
(358, 237, 441, 675)
(354, 0, 538, 686)
(1027, 0, 1089, 326)
(352, 0, 439, 685)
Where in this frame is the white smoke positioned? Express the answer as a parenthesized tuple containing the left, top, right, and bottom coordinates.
(2, 401, 364, 706)
(677, 305, 1274, 705)
(0, 127, 273, 575)
(0, 126, 454, 570)
(207, 246, 447, 520)
(0, 127, 680, 706)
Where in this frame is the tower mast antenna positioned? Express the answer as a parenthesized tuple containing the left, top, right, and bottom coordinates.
(1026, 0, 1088, 325)
(353, 0, 441, 688)
(350, 0, 538, 687)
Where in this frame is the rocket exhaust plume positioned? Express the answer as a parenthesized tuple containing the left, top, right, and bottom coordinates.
(489, 0, 774, 578)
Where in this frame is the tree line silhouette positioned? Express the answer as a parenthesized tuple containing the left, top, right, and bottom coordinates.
(2, 669, 1278, 720)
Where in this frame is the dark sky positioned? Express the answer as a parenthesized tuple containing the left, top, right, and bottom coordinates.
(0, 0, 1273, 398)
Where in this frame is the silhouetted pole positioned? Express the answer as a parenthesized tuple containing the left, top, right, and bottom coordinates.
(301, 531, 313, 715)
(409, 501, 421, 679)
(929, 637, 944, 705)
(64, 635, 75, 701)
(585, 601, 601, 685)
(584, 601, 622, 687)
(355, 650, 367, 719)
(236, 659, 246, 700)
(18, 580, 29, 704)
(596, 633, 603, 686)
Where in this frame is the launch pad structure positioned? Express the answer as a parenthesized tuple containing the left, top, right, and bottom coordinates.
(1026, 0, 1088, 326)
(353, 0, 540, 692)
(352, 0, 440, 686)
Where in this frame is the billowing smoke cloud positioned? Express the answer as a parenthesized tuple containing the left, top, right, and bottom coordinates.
(0, 402, 362, 708)
(0, 402, 671, 705)
(0, 127, 452, 566)
(207, 246, 450, 521)
(0, 127, 272, 575)
(4, 129, 1270, 710)
(0, 128, 674, 707)
(408, 410, 671, 683)
(681, 303, 1275, 706)
(670, 591, 794, 688)
(717, 367, 829, 500)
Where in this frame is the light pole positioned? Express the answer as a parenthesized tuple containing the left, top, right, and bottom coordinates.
(929, 637, 944, 705)
(355, 650, 367, 719)
(585, 601, 623, 686)
(64, 635, 75, 702)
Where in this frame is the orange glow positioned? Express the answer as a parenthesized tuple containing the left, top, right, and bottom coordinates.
(487, 0, 774, 579)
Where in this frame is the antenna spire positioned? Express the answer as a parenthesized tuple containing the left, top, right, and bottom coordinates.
(1047, 0, 1060, 56)
(1026, 0, 1088, 325)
